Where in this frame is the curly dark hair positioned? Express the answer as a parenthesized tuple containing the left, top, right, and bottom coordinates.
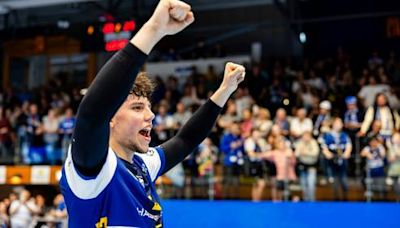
(130, 72, 155, 99)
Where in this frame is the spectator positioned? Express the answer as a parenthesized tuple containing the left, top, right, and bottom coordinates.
(48, 194, 67, 228)
(295, 131, 320, 201)
(26, 103, 44, 164)
(196, 138, 218, 199)
(220, 122, 244, 199)
(253, 107, 273, 137)
(9, 190, 38, 228)
(290, 108, 313, 140)
(262, 138, 297, 201)
(154, 104, 174, 143)
(59, 108, 76, 161)
(245, 129, 269, 202)
(273, 108, 290, 137)
(313, 100, 332, 137)
(0, 201, 9, 228)
(240, 109, 253, 138)
(321, 118, 352, 200)
(344, 96, 363, 133)
(0, 106, 12, 163)
(361, 137, 387, 200)
(358, 76, 390, 108)
(180, 85, 200, 109)
(363, 120, 385, 146)
(359, 93, 400, 141)
(171, 102, 191, 130)
(15, 102, 30, 163)
(42, 108, 61, 164)
(217, 100, 239, 133)
(234, 87, 253, 118)
(306, 70, 325, 91)
(387, 132, 400, 201)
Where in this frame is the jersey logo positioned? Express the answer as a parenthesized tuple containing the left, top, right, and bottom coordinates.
(96, 217, 108, 228)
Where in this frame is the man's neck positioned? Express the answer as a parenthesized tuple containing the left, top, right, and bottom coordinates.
(109, 139, 134, 164)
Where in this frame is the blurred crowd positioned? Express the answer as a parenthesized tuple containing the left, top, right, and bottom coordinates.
(0, 189, 67, 228)
(1, 48, 400, 202)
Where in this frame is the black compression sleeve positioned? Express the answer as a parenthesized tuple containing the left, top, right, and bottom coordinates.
(71, 43, 147, 176)
(160, 99, 222, 174)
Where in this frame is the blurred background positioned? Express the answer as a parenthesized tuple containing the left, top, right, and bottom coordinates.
(0, 0, 400, 227)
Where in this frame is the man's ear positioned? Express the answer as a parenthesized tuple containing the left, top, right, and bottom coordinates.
(110, 118, 115, 128)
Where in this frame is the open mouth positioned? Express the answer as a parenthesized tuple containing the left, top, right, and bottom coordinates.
(139, 128, 151, 139)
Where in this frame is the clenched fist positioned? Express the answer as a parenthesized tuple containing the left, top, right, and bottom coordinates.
(130, 0, 194, 54)
(220, 62, 246, 94)
(148, 0, 195, 36)
(210, 62, 246, 107)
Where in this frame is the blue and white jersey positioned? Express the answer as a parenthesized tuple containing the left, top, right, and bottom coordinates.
(59, 146, 165, 227)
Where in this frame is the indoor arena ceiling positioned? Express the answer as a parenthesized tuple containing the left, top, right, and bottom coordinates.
(0, 0, 400, 31)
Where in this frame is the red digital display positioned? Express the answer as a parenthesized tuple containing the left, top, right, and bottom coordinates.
(102, 22, 115, 34)
(105, 40, 129, 52)
(102, 20, 136, 51)
(102, 20, 136, 34)
(123, 20, 136, 31)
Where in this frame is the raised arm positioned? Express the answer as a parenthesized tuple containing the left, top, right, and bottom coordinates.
(161, 63, 245, 173)
(71, 0, 194, 176)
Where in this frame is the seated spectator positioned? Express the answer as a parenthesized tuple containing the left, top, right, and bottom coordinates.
(295, 131, 320, 201)
(220, 122, 244, 199)
(361, 137, 387, 200)
(321, 118, 352, 200)
(290, 108, 313, 140)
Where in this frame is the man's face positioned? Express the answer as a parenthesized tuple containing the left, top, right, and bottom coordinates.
(347, 103, 356, 110)
(297, 109, 306, 120)
(110, 95, 155, 153)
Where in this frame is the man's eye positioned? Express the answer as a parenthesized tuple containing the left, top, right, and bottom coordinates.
(132, 106, 144, 111)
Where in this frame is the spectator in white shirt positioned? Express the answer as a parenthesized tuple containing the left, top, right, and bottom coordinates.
(358, 76, 390, 108)
(9, 190, 38, 228)
(290, 108, 313, 140)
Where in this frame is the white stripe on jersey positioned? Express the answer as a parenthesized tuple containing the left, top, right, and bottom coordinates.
(63, 146, 117, 200)
(135, 148, 162, 182)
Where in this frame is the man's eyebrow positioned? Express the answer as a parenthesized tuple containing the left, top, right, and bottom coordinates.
(131, 102, 145, 105)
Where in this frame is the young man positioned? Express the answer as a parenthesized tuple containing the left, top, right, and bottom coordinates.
(59, 0, 246, 227)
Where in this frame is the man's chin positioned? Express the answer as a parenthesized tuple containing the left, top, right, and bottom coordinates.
(134, 144, 149, 154)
